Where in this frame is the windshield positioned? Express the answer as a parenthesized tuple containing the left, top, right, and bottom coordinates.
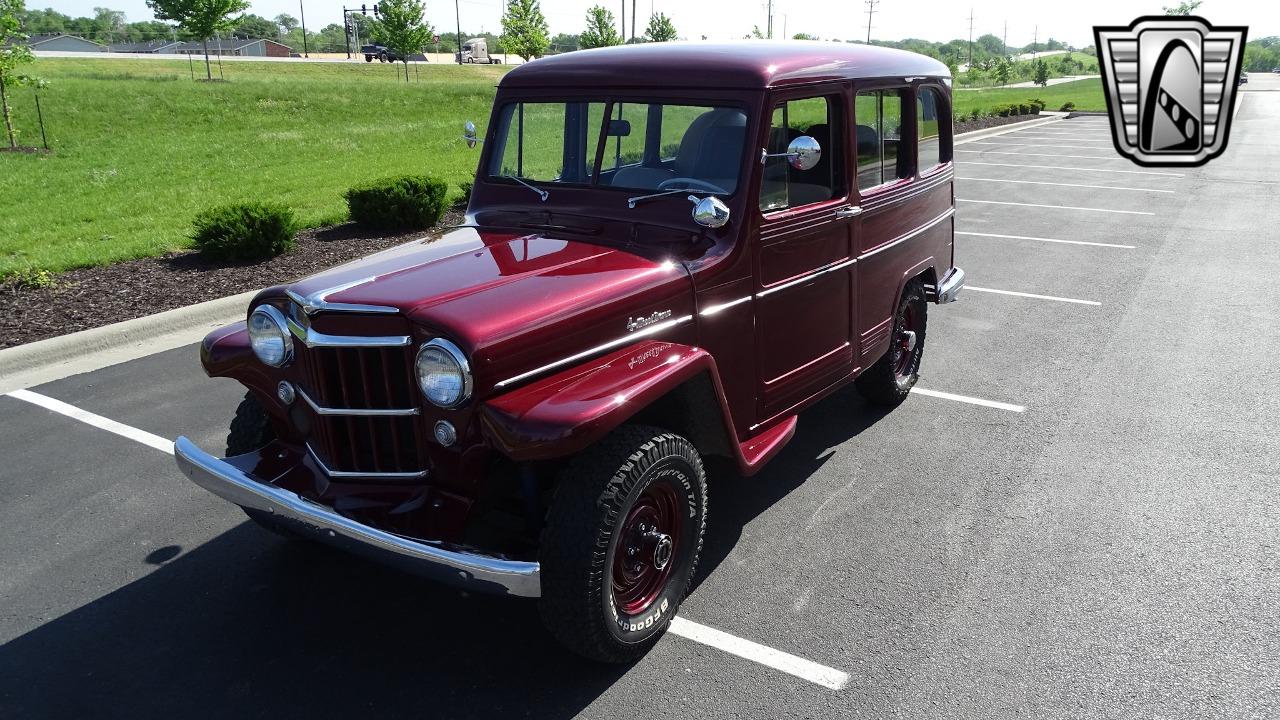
(486, 100, 748, 196)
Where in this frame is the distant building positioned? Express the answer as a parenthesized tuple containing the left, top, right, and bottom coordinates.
(108, 39, 183, 54)
(162, 38, 292, 58)
(23, 33, 106, 52)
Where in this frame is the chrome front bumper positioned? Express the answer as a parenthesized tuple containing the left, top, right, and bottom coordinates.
(935, 266, 965, 303)
(173, 436, 541, 597)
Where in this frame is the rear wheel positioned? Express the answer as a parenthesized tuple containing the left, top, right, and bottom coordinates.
(855, 280, 928, 407)
(379, 53, 388, 63)
(364, 55, 373, 62)
(539, 425, 707, 663)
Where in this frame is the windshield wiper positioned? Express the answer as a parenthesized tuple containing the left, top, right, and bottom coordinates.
(627, 188, 722, 209)
(503, 174, 549, 202)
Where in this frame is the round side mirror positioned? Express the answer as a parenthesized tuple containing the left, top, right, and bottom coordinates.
(692, 196, 730, 229)
(463, 120, 478, 149)
(787, 135, 821, 171)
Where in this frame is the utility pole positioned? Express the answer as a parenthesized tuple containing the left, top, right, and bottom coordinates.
(1033, 25, 1038, 58)
(455, 0, 462, 64)
(299, 0, 309, 57)
(1003, 20, 1007, 56)
(621, 0, 626, 43)
(631, 0, 636, 42)
(966, 8, 975, 67)
(766, 0, 772, 39)
(864, 0, 878, 44)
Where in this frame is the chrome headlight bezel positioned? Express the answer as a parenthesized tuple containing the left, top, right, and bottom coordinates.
(415, 338, 472, 408)
(248, 304, 294, 368)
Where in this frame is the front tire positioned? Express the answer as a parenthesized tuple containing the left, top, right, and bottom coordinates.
(855, 280, 928, 407)
(225, 392, 298, 539)
(539, 425, 707, 663)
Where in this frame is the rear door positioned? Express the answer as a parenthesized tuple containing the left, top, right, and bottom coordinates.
(753, 86, 858, 419)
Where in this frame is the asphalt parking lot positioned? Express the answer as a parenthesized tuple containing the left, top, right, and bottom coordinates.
(3, 78, 1278, 719)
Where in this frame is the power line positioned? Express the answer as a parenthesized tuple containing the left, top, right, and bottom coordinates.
(864, 0, 878, 44)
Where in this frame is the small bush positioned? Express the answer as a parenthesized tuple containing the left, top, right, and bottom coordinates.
(457, 180, 473, 204)
(968, 109, 981, 121)
(191, 202, 297, 261)
(1059, 101, 1076, 112)
(1028, 98, 1047, 112)
(346, 175, 449, 230)
(5, 266, 56, 290)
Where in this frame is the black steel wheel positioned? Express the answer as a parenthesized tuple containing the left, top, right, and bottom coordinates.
(855, 280, 928, 407)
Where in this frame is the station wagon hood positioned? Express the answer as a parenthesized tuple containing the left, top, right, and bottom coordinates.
(285, 226, 694, 365)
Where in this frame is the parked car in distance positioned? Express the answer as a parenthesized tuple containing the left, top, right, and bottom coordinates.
(458, 37, 501, 64)
(1239, 72, 1248, 85)
(362, 44, 401, 62)
(174, 41, 964, 664)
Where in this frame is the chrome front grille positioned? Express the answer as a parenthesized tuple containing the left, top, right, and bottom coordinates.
(295, 339, 427, 480)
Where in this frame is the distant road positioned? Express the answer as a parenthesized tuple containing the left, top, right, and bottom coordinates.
(34, 50, 525, 65)
(957, 74, 1100, 91)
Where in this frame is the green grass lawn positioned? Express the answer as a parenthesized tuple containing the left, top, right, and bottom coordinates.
(0, 58, 507, 277)
(0, 59, 1106, 278)
(952, 78, 1106, 115)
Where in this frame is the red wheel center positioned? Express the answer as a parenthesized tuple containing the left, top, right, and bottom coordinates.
(892, 304, 918, 378)
(612, 481, 681, 616)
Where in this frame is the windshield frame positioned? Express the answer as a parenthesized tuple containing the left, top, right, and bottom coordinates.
(482, 95, 754, 202)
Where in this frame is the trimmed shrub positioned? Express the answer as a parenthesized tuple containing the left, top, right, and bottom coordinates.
(1059, 101, 1076, 112)
(345, 175, 449, 230)
(457, 180, 473, 204)
(191, 202, 297, 261)
(5, 266, 56, 290)
(968, 108, 981, 121)
(1028, 98, 1047, 112)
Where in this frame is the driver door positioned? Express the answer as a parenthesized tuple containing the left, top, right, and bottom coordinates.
(754, 87, 857, 419)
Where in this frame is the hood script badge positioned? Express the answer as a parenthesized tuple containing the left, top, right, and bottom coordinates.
(627, 310, 672, 333)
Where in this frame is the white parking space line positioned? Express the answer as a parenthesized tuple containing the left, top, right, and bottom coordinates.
(909, 387, 1027, 413)
(668, 617, 851, 690)
(5, 387, 854, 691)
(966, 285, 1103, 306)
(958, 160, 1184, 178)
(6, 389, 176, 454)
(958, 177, 1174, 193)
(957, 149, 1128, 161)
(957, 231, 1135, 249)
(1001, 133, 1113, 142)
(967, 142, 1116, 151)
(957, 198, 1155, 215)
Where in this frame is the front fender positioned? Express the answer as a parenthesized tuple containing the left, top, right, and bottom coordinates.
(478, 341, 733, 463)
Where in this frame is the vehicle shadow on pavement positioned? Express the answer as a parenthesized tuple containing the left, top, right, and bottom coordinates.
(693, 386, 892, 592)
(0, 525, 626, 719)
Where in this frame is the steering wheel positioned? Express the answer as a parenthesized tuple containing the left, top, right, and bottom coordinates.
(656, 178, 729, 194)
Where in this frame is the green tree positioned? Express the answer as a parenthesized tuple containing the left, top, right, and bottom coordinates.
(1162, 0, 1202, 14)
(1, 0, 34, 148)
(376, 0, 431, 80)
(274, 13, 297, 32)
(145, 0, 250, 80)
(644, 12, 676, 42)
(976, 32, 1005, 55)
(549, 31, 579, 52)
(500, 0, 549, 60)
(233, 13, 279, 38)
(792, 32, 818, 40)
(994, 57, 1011, 86)
(744, 25, 765, 39)
(578, 5, 620, 49)
(1033, 58, 1049, 86)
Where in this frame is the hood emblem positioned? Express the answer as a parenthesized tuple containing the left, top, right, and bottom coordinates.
(627, 310, 672, 333)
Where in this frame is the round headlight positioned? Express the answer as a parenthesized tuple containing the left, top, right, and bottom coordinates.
(248, 305, 293, 368)
(416, 338, 472, 408)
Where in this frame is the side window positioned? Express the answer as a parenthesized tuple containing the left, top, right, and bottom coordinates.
(917, 87, 947, 174)
(854, 89, 909, 192)
(759, 96, 842, 212)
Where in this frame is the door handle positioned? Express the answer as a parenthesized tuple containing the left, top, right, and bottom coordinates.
(834, 206, 863, 219)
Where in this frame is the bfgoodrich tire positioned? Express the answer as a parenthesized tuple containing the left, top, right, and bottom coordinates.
(224, 392, 296, 539)
(855, 280, 928, 407)
(539, 425, 708, 663)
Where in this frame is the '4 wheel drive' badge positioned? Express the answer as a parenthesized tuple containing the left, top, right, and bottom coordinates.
(1094, 16, 1247, 167)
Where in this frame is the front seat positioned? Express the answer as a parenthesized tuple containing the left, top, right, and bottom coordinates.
(673, 109, 747, 193)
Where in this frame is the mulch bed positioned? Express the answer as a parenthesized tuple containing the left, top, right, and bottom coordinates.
(0, 206, 466, 351)
(954, 113, 1048, 134)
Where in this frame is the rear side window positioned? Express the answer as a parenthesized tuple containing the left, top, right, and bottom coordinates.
(759, 96, 842, 212)
(855, 89, 909, 191)
(917, 87, 947, 174)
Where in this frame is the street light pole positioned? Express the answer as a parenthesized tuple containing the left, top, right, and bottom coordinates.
(455, 0, 463, 64)
(299, 0, 309, 58)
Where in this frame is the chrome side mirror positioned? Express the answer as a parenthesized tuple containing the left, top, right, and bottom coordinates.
(463, 120, 479, 148)
(759, 135, 822, 171)
(690, 195, 730, 229)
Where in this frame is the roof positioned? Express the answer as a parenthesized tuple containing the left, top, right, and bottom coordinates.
(108, 40, 181, 53)
(166, 38, 291, 52)
(27, 33, 105, 48)
(501, 41, 950, 90)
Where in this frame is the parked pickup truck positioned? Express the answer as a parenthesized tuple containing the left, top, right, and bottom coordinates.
(174, 41, 964, 663)
(361, 44, 401, 62)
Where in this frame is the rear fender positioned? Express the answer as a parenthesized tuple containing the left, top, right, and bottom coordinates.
(479, 341, 758, 471)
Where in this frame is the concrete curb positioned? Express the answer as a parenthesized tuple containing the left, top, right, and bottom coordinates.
(954, 113, 1066, 145)
(0, 290, 256, 393)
